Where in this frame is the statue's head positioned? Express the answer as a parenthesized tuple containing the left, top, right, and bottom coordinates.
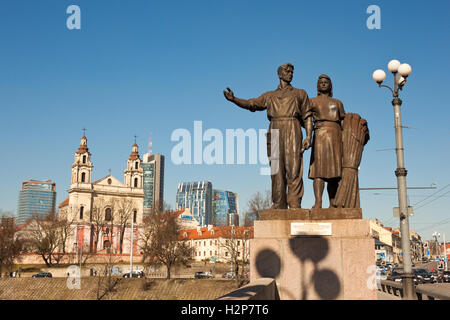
(277, 63, 294, 83)
(317, 74, 333, 97)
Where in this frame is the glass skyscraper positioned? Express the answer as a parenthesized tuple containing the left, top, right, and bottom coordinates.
(142, 161, 155, 211)
(212, 190, 239, 226)
(142, 153, 164, 214)
(17, 180, 56, 225)
(176, 181, 212, 227)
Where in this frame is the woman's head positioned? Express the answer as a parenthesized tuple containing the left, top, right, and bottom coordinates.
(317, 74, 333, 97)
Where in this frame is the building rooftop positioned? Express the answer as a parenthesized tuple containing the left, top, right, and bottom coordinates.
(179, 225, 253, 241)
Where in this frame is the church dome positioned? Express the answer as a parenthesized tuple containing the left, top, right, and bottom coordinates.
(129, 142, 140, 160)
(76, 136, 89, 154)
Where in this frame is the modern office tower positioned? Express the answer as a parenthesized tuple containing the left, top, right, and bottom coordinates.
(142, 153, 165, 214)
(212, 190, 239, 226)
(176, 181, 212, 227)
(17, 180, 56, 225)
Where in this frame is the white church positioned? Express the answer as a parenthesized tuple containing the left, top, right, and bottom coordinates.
(59, 135, 145, 255)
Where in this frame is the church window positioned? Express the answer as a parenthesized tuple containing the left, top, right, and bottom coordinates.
(80, 206, 84, 220)
(105, 208, 112, 221)
(81, 172, 86, 183)
(133, 210, 137, 223)
(135, 162, 139, 169)
(134, 177, 138, 188)
(82, 155, 86, 164)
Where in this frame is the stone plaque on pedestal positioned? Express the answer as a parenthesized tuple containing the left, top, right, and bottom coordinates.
(290, 222, 332, 236)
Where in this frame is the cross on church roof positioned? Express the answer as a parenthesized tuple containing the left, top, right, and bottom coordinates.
(82, 128, 86, 136)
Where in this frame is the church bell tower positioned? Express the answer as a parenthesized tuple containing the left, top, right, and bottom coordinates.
(124, 139, 143, 188)
(71, 134, 93, 187)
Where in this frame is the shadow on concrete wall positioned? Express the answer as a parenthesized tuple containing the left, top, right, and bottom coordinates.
(255, 236, 341, 300)
(255, 249, 281, 278)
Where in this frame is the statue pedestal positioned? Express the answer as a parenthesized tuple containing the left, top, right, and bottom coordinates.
(249, 209, 377, 300)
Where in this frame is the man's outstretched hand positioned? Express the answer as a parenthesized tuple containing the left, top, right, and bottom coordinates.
(223, 87, 235, 102)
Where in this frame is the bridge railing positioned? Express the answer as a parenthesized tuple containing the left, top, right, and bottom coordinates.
(378, 280, 450, 300)
(218, 278, 449, 300)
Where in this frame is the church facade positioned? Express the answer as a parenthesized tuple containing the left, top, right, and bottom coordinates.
(59, 135, 145, 255)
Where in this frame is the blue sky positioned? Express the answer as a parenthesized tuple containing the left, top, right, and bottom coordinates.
(0, 0, 449, 241)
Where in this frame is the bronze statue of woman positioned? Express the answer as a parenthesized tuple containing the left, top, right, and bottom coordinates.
(308, 74, 345, 208)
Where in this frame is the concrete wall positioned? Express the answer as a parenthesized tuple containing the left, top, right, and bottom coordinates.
(250, 219, 378, 300)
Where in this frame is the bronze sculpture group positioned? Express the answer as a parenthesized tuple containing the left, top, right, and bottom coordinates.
(224, 63, 370, 210)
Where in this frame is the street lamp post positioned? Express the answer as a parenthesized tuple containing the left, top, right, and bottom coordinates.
(444, 234, 448, 271)
(432, 232, 440, 257)
(130, 216, 134, 275)
(373, 60, 415, 300)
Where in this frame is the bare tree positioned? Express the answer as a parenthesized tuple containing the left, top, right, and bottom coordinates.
(244, 190, 271, 226)
(95, 247, 121, 300)
(0, 215, 25, 277)
(58, 214, 75, 256)
(72, 242, 93, 267)
(218, 226, 253, 287)
(140, 209, 193, 279)
(89, 199, 111, 253)
(163, 201, 173, 212)
(27, 211, 74, 267)
(115, 198, 134, 254)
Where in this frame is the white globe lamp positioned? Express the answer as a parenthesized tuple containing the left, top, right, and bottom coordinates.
(398, 63, 412, 77)
(388, 60, 401, 73)
(372, 69, 386, 84)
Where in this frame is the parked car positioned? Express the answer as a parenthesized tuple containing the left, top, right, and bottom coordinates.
(430, 270, 441, 283)
(123, 270, 145, 278)
(32, 272, 52, 278)
(195, 271, 214, 279)
(386, 268, 413, 283)
(413, 268, 433, 284)
(222, 272, 236, 279)
(436, 271, 450, 283)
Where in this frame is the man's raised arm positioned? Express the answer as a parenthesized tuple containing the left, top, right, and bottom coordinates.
(223, 87, 266, 112)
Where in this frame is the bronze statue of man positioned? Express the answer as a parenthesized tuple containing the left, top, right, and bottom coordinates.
(224, 63, 313, 209)
(308, 74, 346, 208)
